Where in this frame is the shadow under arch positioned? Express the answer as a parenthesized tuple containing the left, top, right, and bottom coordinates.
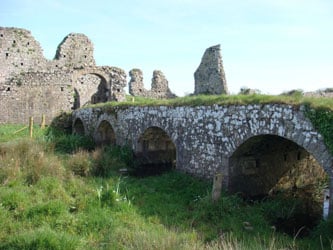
(228, 134, 327, 197)
(73, 118, 85, 135)
(94, 120, 116, 146)
(135, 126, 176, 176)
(228, 134, 329, 235)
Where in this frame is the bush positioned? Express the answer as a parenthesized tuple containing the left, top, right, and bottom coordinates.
(44, 127, 95, 154)
(91, 145, 134, 177)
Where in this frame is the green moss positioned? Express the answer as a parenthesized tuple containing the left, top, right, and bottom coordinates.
(304, 105, 333, 154)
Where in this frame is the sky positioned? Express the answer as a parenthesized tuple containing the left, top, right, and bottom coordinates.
(1, 0, 333, 96)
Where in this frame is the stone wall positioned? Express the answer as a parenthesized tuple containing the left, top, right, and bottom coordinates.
(194, 44, 228, 95)
(0, 27, 126, 124)
(129, 69, 176, 99)
(73, 104, 332, 194)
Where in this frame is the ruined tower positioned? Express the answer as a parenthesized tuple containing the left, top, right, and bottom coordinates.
(128, 69, 176, 99)
(194, 44, 228, 95)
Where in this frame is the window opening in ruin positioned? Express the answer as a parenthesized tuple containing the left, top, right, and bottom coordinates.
(27, 42, 30, 46)
(117, 89, 120, 92)
(135, 126, 176, 177)
(5, 53, 9, 58)
(6, 87, 10, 91)
(20, 63, 23, 66)
(63, 55, 66, 58)
(95, 120, 116, 146)
(229, 134, 328, 237)
(55, 65, 58, 67)
(84, 55, 87, 58)
(13, 40, 16, 43)
(60, 87, 64, 92)
(0, 34, 3, 37)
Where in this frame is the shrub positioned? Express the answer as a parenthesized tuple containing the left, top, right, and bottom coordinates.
(66, 150, 92, 176)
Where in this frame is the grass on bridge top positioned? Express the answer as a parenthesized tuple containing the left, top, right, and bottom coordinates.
(89, 92, 333, 111)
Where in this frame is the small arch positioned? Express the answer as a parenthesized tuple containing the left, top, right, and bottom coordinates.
(0, 34, 3, 37)
(60, 87, 64, 92)
(135, 126, 176, 176)
(73, 118, 85, 135)
(13, 40, 16, 44)
(5, 53, 9, 58)
(95, 120, 116, 146)
(6, 87, 10, 91)
(20, 62, 23, 66)
(27, 42, 30, 46)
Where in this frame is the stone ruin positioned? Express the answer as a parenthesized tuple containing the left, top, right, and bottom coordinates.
(0, 27, 231, 124)
(0, 27, 126, 124)
(194, 44, 228, 95)
(129, 69, 176, 99)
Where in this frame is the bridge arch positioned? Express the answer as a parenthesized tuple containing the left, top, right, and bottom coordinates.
(228, 134, 327, 197)
(134, 126, 177, 175)
(73, 118, 86, 135)
(94, 120, 116, 146)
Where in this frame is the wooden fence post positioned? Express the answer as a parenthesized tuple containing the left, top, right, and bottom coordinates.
(40, 114, 45, 129)
(29, 117, 33, 138)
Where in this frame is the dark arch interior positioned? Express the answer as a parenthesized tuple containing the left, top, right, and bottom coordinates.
(95, 120, 116, 146)
(229, 134, 328, 236)
(135, 127, 176, 176)
(73, 119, 85, 135)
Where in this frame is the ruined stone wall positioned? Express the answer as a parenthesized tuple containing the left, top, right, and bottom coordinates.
(73, 104, 332, 191)
(0, 27, 126, 124)
(194, 44, 228, 95)
(129, 69, 176, 99)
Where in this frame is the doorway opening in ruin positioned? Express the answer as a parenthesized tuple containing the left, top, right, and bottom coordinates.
(229, 134, 328, 237)
(73, 118, 85, 135)
(73, 73, 109, 109)
(94, 120, 116, 146)
(134, 126, 176, 177)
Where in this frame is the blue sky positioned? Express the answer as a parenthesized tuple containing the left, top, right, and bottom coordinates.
(2, 0, 333, 96)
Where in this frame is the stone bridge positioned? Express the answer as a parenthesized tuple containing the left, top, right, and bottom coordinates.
(72, 103, 333, 214)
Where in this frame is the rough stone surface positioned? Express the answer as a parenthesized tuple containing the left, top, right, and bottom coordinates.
(129, 69, 176, 99)
(73, 104, 332, 193)
(0, 27, 126, 124)
(194, 44, 228, 95)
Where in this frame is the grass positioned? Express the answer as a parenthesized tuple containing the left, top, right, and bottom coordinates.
(88, 93, 333, 111)
(0, 125, 332, 249)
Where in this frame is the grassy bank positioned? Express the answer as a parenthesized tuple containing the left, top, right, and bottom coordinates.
(0, 125, 332, 249)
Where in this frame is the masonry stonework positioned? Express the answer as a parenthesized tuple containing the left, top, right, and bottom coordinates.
(194, 44, 228, 95)
(129, 69, 176, 99)
(0, 27, 126, 124)
(73, 104, 332, 200)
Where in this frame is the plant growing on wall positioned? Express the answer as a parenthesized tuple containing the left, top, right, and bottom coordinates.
(304, 105, 333, 154)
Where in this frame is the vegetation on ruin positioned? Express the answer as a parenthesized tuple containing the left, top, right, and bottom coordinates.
(0, 125, 332, 249)
(88, 92, 333, 111)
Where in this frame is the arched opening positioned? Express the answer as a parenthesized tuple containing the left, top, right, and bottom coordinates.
(73, 119, 85, 135)
(95, 120, 116, 146)
(229, 134, 328, 236)
(74, 73, 109, 108)
(135, 126, 176, 176)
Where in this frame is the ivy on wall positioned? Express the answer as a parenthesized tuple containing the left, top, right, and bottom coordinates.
(304, 105, 333, 154)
